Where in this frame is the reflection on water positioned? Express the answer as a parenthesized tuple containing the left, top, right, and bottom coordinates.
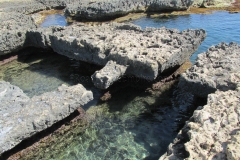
(40, 14, 67, 27)
(132, 11, 240, 62)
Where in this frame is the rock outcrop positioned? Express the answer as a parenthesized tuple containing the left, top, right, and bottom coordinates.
(0, 81, 93, 155)
(0, 12, 37, 55)
(64, 0, 193, 21)
(178, 42, 240, 97)
(0, 0, 46, 14)
(0, 0, 193, 20)
(0, 12, 206, 89)
(160, 42, 240, 159)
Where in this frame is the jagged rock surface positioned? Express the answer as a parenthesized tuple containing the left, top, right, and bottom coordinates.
(160, 43, 240, 160)
(0, 0, 46, 14)
(0, 12, 37, 56)
(0, 18, 206, 88)
(0, 81, 93, 155)
(45, 23, 205, 88)
(178, 42, 240, 97)
(91, 60, 127, 89)
(64, 0, 193, 20)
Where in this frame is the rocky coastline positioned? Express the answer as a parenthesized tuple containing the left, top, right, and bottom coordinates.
(0, 0, 240, 159)
(0, 9, 206, 89)
(160, 42, 240, 159)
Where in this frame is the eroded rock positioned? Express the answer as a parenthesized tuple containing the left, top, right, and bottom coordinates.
(160, 42, 240, 160)
(178, 42, 240, 97)
(64, 0, 193, 21)
(0, 81, 93, 155)
(91, 60, 127, 89)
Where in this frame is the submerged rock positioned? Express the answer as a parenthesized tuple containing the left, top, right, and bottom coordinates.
(160, 42, 240, 160)
(0, 81, 93, 155)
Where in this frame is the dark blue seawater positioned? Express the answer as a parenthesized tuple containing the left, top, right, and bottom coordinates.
(40, 14, 67, 28)
(132, 11, 240, 62)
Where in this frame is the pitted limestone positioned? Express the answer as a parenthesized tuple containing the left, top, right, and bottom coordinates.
(0, 81, 93, 154)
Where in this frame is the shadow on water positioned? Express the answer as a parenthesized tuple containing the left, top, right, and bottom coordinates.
(0, 47, 102, 99)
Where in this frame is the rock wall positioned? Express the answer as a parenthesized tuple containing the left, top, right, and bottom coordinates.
(0, 81, 93, 155)
(160, 42, 240, 159)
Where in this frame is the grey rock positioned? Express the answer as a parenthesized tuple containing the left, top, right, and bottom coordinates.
(0, 0, 46, 14)
(190, 0, 204, 7)
(64, 0, 193, 21)
(91, 60, 127, 89)
(0, 12, 37, 56)
(0, 18, 206, 88)
(160, 42, 240, 160)
(178, 42, 240, 97)
(161, 88, 240, 159)
(46, 23, 205, 88)
(0, 81, 93, 154)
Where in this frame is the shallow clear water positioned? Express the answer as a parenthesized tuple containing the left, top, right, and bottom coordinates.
(1, 11, 239, 160)
(0, 49, 101, 98)
(40, 14, 67, 28)
(132, 11, 240, 62)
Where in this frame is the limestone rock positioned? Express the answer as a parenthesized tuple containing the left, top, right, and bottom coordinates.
(160, 43, 240, 160)
(91, 60, 127, 89)
(0, 0, 46, 14)
(0, 12, 37, 56)
(178, 42, 240, 97)
(46, 23, 205, 88)
(0, 18, 206, 88)
(191, 0, 204, 7)
(0, 81, 93, 154)
(202, 0, 235, 8)
(64, 0, 193, 21)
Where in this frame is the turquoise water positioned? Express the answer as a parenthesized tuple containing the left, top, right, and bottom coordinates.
(40, 14, 67, 27)
(132, 11, 240, 62)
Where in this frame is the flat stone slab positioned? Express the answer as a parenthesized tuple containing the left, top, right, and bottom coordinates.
(0, 81, 93, 155)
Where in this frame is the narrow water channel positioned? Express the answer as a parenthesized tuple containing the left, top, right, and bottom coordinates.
(1, 11, 240, 160)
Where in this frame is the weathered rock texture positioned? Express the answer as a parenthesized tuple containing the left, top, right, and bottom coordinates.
(178, 42, 240, 97)
(0, 12, 37, 55)
(0, 0, 193, 20)
(0, 12, 206, 89)
(64, 0, 193, 20)
(202, 0, 235, 8)
(91, 60, 127, 89)
(0, 81, 93, 155)
(160, 42, 240, 160)
(0, 0, 46, 14)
